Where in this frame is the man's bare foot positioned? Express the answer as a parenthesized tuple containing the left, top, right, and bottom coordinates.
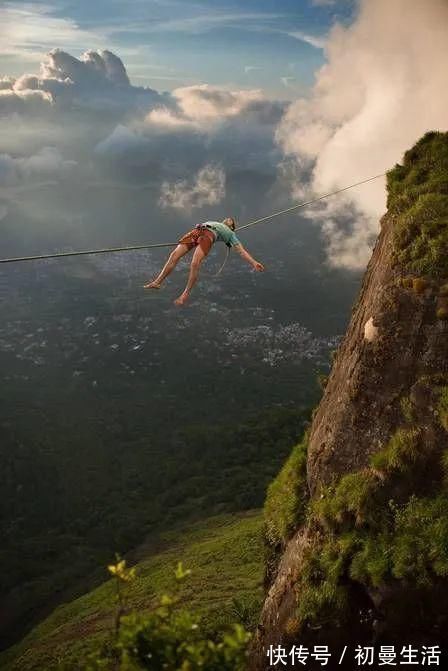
(174, 293, 189, 306)
(143, 280, 161, 289)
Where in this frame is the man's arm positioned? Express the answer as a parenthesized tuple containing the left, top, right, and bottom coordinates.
(233, 243, 265, 271)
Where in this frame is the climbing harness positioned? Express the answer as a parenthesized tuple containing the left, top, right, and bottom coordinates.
(193, 222, 232, 278)
(0, 173, 385, 267)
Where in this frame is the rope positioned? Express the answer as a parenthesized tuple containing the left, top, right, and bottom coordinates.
(0, 173, 385, 265)
(212, 246, 231, 278)
(236, 173, 385, 231)
(0, 241, 177, 264)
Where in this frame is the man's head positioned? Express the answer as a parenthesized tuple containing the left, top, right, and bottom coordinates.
(223, 216, 236, 231)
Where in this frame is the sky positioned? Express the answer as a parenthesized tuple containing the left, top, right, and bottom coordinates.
(0, 0, 447, 272)
(0, 0, 356, 98)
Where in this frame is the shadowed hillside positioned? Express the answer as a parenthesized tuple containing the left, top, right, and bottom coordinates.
(1, 512, 264, 670)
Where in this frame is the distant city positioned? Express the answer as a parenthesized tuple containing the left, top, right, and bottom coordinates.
(0, 251, 341, 391)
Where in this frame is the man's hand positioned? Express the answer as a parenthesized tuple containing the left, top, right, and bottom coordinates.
(234, 244, 265, 271)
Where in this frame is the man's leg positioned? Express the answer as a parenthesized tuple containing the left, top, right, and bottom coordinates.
(143, 244, 190, 288)
(174, 244, 207, 305)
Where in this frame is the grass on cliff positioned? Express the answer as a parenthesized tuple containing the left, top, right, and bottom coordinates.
(438, 386, 448, 432)
(387, 131, 448, 277)
(0, 512, 264, 671)
(262, 370, 448, 629)
(293, 410, 448, 626)
(370, 427, 423, 474)
(264, 435, 309, 549)
(296, 486, 448, 623)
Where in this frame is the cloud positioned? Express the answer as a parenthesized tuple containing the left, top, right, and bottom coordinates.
(0, 147, 76, 186)
(288, 30, 326, 49)
(0, 77, 16, 90)
(0, 204, 8, 221)
(159, 164, 226, 212)
(0, 48, 163, 117)
(244, 65, 263, 74)
(281, 76, 296, 89)
(95, 125, 147, 156)
(277, 0, 448, 270)
(146, 84, 268, 129)
(42, 48, 130, 87)
(0, 87, 53, 116)
(0, 3, 105, 61)
(135, 12, 282, 36)
(0, 148, 77, 230)
(95, 82, 286, 182)
(0, 47, 285, 257)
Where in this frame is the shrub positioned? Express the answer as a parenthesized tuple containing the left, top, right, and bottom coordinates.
(311, 470, 380, 529)
(391, 495, 448, 583)
(296, 536, 352, 624)
(88, 561, 251, 671)
(370, 428, 422, 474)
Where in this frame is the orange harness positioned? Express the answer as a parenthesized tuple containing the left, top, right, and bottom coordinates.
(178, 228, 215, 254)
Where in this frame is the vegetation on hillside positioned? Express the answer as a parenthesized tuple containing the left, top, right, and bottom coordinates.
(1, 512, 263, 670)
(387, 130, 448, 278)
(86, 559, 251, 671)
(264, 378, 448, 632)
(263, 435, 309, 580)
(1, 402, 309, 650)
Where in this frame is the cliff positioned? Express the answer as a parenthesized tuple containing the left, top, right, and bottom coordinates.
(255, 131, 448, 668)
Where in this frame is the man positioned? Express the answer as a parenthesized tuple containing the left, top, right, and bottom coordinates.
(143, 217, 265, 305)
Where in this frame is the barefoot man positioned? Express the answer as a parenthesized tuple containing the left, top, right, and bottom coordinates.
(143, 217, 265, 305)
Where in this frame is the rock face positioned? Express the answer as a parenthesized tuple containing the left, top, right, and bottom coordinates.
(253, 132, 448, 669)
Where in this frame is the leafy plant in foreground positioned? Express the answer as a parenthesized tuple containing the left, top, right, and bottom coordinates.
(87, 560, 251, 671)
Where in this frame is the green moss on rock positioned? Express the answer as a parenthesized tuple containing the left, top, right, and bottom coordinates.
(296, 487, 448, 627)
(348, 494, 448, 588)
(412, 277, 429, 294)
(436, 303, 448, 320)
(349, 531, 391, 588)
(390, 495, 448, 582)
(311, 469, 380, 529)
(370, 427, 423, 474)
(438, 387, 448, 431)
(264, 436, 309, 549)
(387, 131, 448, 278)
(400, 395, 415, 423)
(292, 417, 448, 628)
(296, 534, 352, 624)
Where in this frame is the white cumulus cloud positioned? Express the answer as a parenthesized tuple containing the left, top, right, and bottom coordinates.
(147, 84, 267, 130)
(0, 147, 76, 186)
(0, 48, 162, 117)
(0, 47, 284, 252)
(277, 0, 448, 270)
(159, 164, 226, 212)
